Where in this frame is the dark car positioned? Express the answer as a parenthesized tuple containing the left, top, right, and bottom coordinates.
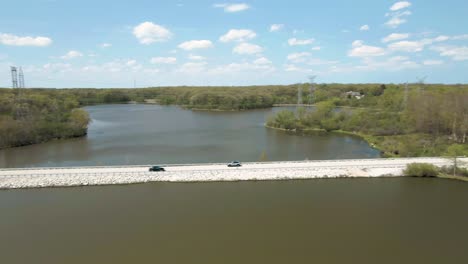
(227, 161, 242, 167)
(149, 166, 165, 172)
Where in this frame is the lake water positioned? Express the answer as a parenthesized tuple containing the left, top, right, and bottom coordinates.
(0, 104, 379, 168)
(1, 178, 467, 264)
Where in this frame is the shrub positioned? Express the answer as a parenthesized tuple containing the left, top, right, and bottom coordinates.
(403, 163, 439, 177)
(440, 166, 468, 177)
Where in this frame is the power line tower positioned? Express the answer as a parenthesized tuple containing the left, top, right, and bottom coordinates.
(297, 84, 303, 108)
(18, 67, 25, 88)
(11, 66, 18, 88)
(308, 75, 317, 105)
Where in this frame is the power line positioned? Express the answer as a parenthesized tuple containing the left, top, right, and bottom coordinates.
(18, 67, 25, 88)
(10, 66, 18, 88)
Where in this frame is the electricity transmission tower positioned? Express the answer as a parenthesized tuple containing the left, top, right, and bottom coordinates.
(308, 75, 317, 105)
(11, 66, 18, 88)
(18, 67, 25, 88)
(297, 84, 303, 107)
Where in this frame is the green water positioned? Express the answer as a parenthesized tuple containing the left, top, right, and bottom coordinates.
(1, 178, 467, 264)
(0, 104, 379, 168)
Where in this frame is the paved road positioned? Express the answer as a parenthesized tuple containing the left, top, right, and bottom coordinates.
(0, 157, 466, 189)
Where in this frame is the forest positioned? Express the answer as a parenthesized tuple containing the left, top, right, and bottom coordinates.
(0, 83, 467, 155)
(266, 84, 468, 157)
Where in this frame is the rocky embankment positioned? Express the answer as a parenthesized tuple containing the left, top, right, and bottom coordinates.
(1, 157, 466, 189)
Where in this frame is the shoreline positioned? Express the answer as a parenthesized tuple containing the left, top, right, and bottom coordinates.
(1, 157, 466, 190)
(265, 125, 381, 150)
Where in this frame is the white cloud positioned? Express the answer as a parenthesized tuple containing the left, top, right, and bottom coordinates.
(423, 60, 443, 65)
(311, 46, 321, 51)
(382, 33, 410, 43)
(211, 61, 275, 74)
(188, 54, 206, 61)
(284, 64, 313, 73)
(133, 22, 172, 44)
(434, 35, 449, 42)
(360, 25, 370, 31)
(390, 1, 412, 11)
(126, 60, 138, 67)
(270, 24, 284, 32)
(348, 40, 386, 57)
(150, 57, 177, 64)
(100, 43, 112, 48)
(253, 57, 272, 65)
(288, 38, 314, 46)
(214, 3, 250, 12)
(431, 46, 468, 61)
(388, 40, 424, 52)
(178, 40, 214, 50)
(177, 62, 207, 73)
(287, 52, 311, 63)
(233, 43, 263, 55)
(385, 10, 412, 28)
(219, 29, 256, 42)
(0, 33, 52, 47)
(452, 34, 468, 40)
(61, 50, 83, 59)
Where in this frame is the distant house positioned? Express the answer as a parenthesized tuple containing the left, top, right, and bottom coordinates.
(345, 91, 364, 100)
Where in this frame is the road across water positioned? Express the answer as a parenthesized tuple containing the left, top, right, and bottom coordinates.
(1, 157, 466, 189)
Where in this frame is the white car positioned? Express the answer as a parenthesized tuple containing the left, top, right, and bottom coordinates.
(227, 161, 242, 167)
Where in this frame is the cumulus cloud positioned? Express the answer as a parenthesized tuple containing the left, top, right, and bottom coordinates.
(133, 22, 172, 44)
(253, 57, 272, 65)
(388, 40, 424, 52)
(452, 34, 468, 40)
(385, 10, 412, 28)
(423, 60, 444, 65)
(431, 46, 468, 61)
(287, 52, 311, 63)
(390, 1, 412, 11)
(0, 33, 52, 46)
(213, 3, 250, 12)
(150, 57, 177, 64)
(348, 40, 386, 57)
(188, 54, 206, 61)
(311, 46, 321, 51)
(360, 25, 370, 31)
(219, 29, 256, 42)
(233, 43, 263, 55)
(100, 43, 112, 48)
(288, 38, 314, 46)
(178, 40, 214, 50)
(382, 33, 410, 43)
(61, 50, 83, 59)
(387, 36, 449, 52)
(270, 24, 284, 32)
(177, 62, 207, 73)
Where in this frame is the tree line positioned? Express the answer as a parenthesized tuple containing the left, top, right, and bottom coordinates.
(266, 84, 468, 157)
(1, 83, 467, 152)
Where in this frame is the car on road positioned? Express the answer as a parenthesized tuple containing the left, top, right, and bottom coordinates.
(227, 161, 242, 167)
(149, 165, 165, 172)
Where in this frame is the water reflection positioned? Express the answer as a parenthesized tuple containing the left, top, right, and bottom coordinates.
(0, 105, 379, 168)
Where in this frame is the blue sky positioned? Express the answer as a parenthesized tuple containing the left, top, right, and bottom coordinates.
(0, 0, 467, 87)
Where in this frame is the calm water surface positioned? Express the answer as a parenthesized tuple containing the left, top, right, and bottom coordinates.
(0, 104, 379, 168)
(1, 178, 467, 264)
